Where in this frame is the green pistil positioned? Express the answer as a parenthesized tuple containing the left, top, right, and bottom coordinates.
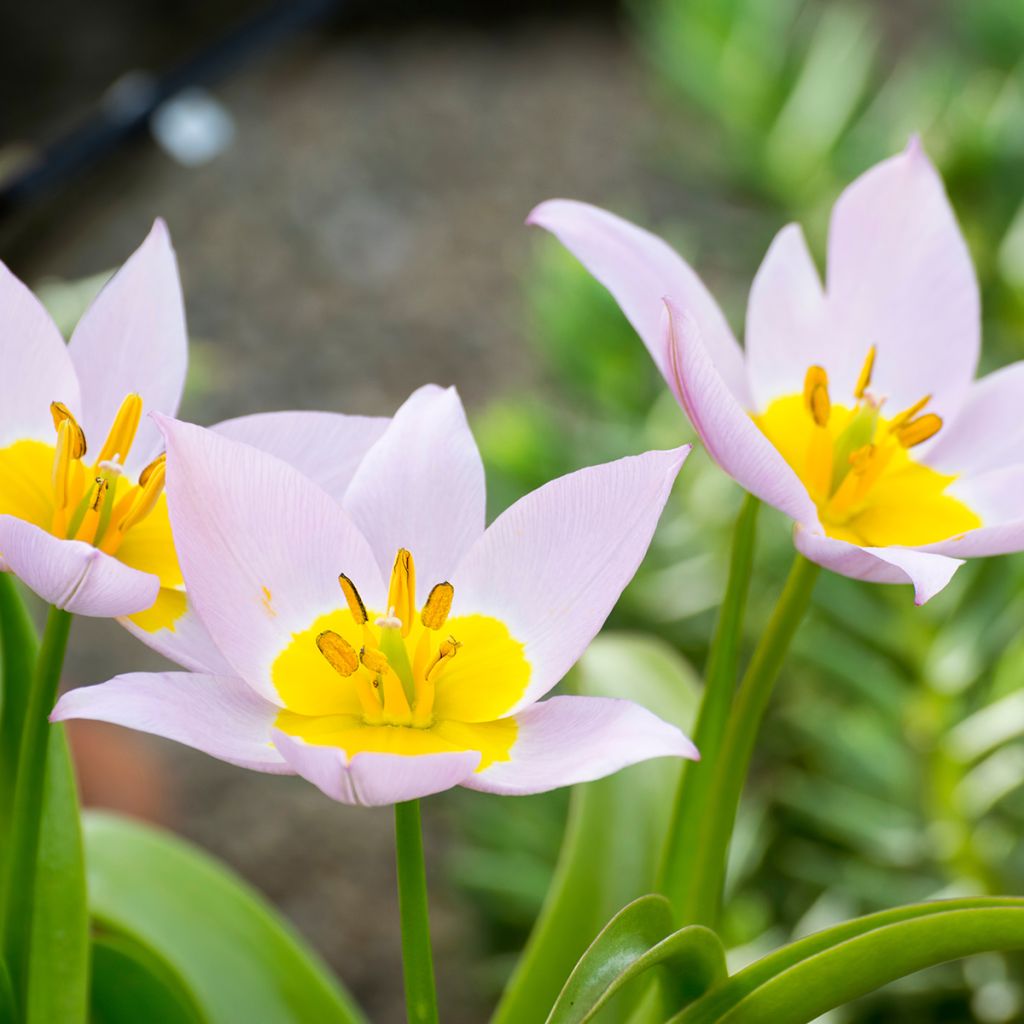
(829, 402, 880, 494)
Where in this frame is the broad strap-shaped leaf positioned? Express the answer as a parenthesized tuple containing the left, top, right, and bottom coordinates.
(84, 811, 367, 1024)
(547, 896, 726, 1024)
(90, 931, 207, 1023)
(492, 634, 701, 1023)
(672, 897, 1024, 1023)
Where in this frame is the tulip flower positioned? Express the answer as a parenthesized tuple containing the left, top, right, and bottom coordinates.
(530, 139, 1024, 603)
(0, 223, 388, 669)
(53, 386, 697, 805)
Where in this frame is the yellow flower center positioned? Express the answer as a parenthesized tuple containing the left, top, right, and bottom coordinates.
(755, 348, 981, 547)
(0, 394, 183, 628)
(272, 549, 529, 769)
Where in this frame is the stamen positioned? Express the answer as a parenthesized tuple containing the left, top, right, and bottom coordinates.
(854, 346, 876, 400)
(425, 637, 460, 680)
(421, 582, 454, 631)
(803, 366, 831, 427)
(895, 413, 942, 449)
(338, 574, 368, 625)
(387, 549, 416, 638)
(138, 453, 166, 488)
(889, 395, 932, 431)
(51, 420, 75, 510)
(118, 457, 166, 532)
(96, 393, 143, 467)
(360, 646, 412, 723)
(316, 630, 359, 676)
(50, 402, 86, 458)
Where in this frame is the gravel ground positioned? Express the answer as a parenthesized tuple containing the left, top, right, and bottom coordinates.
(7, 21, 662, 1021)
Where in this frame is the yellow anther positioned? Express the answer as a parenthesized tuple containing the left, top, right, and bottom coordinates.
(421, 582, 454, 631)
(96, 393, 142, 467)
(360, 646, 389, 674)
(338, 573, 368, 625)
(360, 646, 412, 723)
(118, 457, 166, 533)
(316, 630, 359, 676)
(387, 548, 416, 638)
(889, 394, 932, 431)
(90, 477, 109, 512)
(803, 366, 831, 427)
(425, 636, 460, 680)
(895, 413, 943, 449)
(51, 420, 76, 509)
(854, 345, 876, 400)
(138, 453, 166, 488)
(848, 443, 875, 474)
(50, 402, 86, 458)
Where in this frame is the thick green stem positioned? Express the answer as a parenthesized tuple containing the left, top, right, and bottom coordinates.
(682, 554, 819, 928)
(0, 575, 40, 839)
(659, 495, 760, 915)
(394, 800, 438, 1024)
(0, 606, 72, 1013)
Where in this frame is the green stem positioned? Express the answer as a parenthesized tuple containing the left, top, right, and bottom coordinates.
(659, 495, 760, 915)
(683, 553, 819, 928)
(0, 575, 40, 840)
(394, 800, 439, 1024)
(0, 606, 72, 1013)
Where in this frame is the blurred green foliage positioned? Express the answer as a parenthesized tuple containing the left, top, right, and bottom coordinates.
(449, 2, 1024, 1021)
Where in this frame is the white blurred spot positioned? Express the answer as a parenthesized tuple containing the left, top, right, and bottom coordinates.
(151, 88, 235, 168)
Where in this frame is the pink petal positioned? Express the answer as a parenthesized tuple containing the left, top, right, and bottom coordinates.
(119, 592, 236, 676)
(463, 695, 697, 796)
(825, 138, 979, 420)
(158, 416, 384, 702)
(925, 466, 1024, 558)
(664, 299, 819, 525)
(924, 362, 1024, 477)
(342, 385, 484, 589)
(745, 223, 828, 410)
(451, 446, 690, 712)
(212, 410, 389, 503)
(794, 526, 963, 605)
(272, 730, 480, 806)
(0, 261, 80, 446)
(68, 220, 188, 475)
(52, 672, 290, 773)
(0, 515, 159, 616)
(527, 199, 751, 404)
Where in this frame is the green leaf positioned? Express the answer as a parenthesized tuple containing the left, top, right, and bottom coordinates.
(27, 727, 89, 1023)
(90, 932, 206, 1024)
(492, 634, 700, 1024)
(84, 811, 367, 1024)
(672, 897, 1024, 1023)
(547, 896, 726, 1024)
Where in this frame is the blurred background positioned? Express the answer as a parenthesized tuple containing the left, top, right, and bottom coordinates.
(4, 1, 1024, 1020)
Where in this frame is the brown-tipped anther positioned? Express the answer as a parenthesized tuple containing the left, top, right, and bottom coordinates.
(360, 646, 390, 675)
(138, 453, 166, 487)
(316, 630, 360, 677)
(895, 413, 942, 448)
(338, 573, 368, 625)
(50, 401, 87, 458)
(90, 478, 109, 512)
(854, 345, 876, 400)
(118, 458, 166, 532)
(425, 636, 461, 679)
(421, 582, 454, 630)
(803, 366, 831, 427)
(387, 548, 416, 637)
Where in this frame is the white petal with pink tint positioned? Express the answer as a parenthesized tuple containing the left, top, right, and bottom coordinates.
(343, 385, 485, 589)
(68, 220, 188, 474)
(464, 695, 697, 796)
(0, 515, 159, 616)
(825, 138, 979, 419)
(665, 299, 818, 525)
(452, 446, 689, 713)
(0, 261, 80, 447)
(527, 199, 751, 404)
(272, 731, 480, 806)
(158, 416, 384, 700)
(52, 671, 290, 773)
(213, 410, 389, 503)
(794, 526, 963, 605)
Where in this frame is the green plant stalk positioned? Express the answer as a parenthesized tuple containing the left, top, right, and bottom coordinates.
(659, 495, 759, 916)
(0, 606, 73, 1013)
(394, 800, 438, 1024)
(683, 554, 819, 928)
(0, 574, 40, 839)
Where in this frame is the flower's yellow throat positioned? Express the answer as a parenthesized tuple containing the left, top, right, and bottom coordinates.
(273, 549, 528, 768)
(0, 396, 183, 616)
(755, 348, 980, 547)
